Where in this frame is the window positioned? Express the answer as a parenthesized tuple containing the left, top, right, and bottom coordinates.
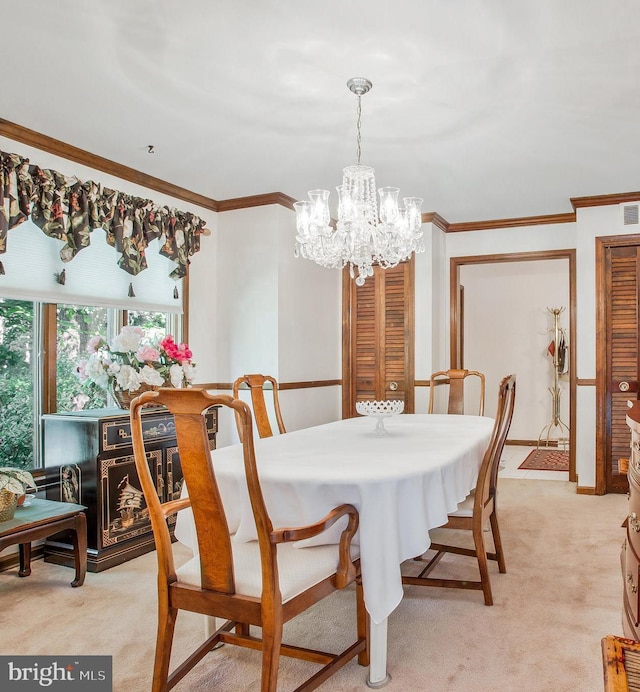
(56, 304, 110, 413)
(0, 298, 177, 471)
(127, 310, 168, 340)
(0, 299, 37, 470)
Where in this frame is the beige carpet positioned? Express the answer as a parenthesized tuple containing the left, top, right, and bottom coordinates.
(0, 479, 627, 691)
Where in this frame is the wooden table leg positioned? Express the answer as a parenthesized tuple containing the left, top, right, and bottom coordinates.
(18, 542, 31, 577)
(70, 513, 87, 587)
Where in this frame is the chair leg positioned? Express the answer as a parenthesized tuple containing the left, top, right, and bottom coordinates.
(260, 610, 283, 692)
(235, 622, 251, 636)
(489, 512, 507, 574)
(356, 577, 369, 666)
(153, 594, 178, 692)
(472, 523, 493, 606)
(416, 550, 446, 578)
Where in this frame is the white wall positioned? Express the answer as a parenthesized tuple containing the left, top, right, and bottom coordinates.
(414, 223, 447, 411)
(210, 205, 342, 446)
(460, 260, 569, 440)
(276, 206, 342, 432)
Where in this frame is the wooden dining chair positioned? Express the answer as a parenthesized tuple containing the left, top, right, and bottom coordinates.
(233, 373, 286, 441)
(130, 387, 367, 692)
(428, 368, 486, 416)
(602, 634, 640, 691)
(404, 373, 516, 605)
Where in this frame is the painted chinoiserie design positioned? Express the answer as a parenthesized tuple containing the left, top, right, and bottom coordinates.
(42, 406, 218, 572)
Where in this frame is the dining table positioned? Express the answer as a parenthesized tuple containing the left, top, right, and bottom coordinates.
(174, 412, 494, 687)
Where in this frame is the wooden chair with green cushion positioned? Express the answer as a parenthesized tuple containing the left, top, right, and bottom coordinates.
(130, 387, 367, 692)
(428, 368, 486, 416)
(233, 373, 286, 442)
(404, 374, 516, 605)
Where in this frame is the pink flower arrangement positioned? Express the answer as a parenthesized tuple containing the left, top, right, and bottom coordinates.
(76, 326, 196, 396)
(159, 335, 192, 364)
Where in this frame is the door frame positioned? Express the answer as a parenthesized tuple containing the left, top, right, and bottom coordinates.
(450, 249, 577, 482)
(595, 234, 640, 494)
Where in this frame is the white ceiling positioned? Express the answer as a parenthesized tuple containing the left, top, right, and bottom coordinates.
(5, 1, 640, 223)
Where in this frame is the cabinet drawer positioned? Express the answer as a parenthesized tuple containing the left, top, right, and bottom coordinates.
(628, 486, 640, 556)
(630, 430, 640, 477)
(625, 533, 640, 626)
(102, 412, 175, 452)
(101, 408, 218, 453)
(624, 592, 640, 640)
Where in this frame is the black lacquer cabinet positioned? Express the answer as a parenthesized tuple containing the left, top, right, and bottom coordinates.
(42, 406, 218, 572)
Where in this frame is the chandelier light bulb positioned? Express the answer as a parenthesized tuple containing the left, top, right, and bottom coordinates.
(294, 78, 424, 284)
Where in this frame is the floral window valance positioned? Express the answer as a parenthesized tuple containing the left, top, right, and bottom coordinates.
(0, 150, 209, 279)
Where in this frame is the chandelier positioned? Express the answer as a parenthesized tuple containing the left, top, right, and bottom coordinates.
(294, 78, 424, 286)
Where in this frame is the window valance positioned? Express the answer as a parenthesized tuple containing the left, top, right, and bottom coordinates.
(0, 150, 209, 279)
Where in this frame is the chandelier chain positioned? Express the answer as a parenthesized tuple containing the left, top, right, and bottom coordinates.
(356, 94, 363, 165)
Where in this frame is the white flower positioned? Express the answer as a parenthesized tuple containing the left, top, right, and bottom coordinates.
(169, 363, 185, 388)
(182, 361, 196, 383)
(115, 365, 142, 392)
(85, 355, 109, 389)
(111, 326, 144, 353)
(139, 365, 165, 386)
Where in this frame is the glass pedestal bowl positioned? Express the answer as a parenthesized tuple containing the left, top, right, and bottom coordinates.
(355, 400, 405, 436)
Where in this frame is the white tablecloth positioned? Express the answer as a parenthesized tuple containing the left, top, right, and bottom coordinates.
(174, 413, 493, 625)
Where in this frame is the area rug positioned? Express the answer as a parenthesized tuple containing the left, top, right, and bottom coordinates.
(518, 448, 570, 471)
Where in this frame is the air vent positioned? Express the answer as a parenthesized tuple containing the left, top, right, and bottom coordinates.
(622, 203, 640, 225)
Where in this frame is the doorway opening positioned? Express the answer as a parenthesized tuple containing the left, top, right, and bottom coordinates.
(450, 250, 577, 482)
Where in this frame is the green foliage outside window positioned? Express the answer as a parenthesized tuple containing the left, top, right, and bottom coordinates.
(127, 311, 167, 337)
(0, 299, 35, 470)
(56, 305, 109, 413)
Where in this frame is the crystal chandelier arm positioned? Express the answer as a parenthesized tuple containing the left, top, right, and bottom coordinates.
(403, 197, 424, 232)
(308, 189, 331, 227)
(378, 187, 400, 224)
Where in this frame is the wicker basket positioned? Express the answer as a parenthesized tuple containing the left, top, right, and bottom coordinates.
(0, 489, 18, 522)
(111, 383, 161, 409)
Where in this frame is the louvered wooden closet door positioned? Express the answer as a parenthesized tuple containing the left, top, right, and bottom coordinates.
(343, 261, 415, 417)
(605, 246, 640, 492)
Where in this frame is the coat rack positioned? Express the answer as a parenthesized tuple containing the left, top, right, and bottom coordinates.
(538, 307, 570, 449)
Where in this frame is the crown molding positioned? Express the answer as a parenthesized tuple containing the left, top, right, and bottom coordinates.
(0, 118, 220, 212)
(571, 191, 640, 209)
(446, 212, 576, 232)
(217, 192, 297, 212)
(422, 212, 450, 232)
(0, 120, 300, 214)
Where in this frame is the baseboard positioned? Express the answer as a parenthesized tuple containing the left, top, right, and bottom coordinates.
(506, 439, 563, 447)
(0, 544, 44, 573)
(576, 486, 597, 495)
